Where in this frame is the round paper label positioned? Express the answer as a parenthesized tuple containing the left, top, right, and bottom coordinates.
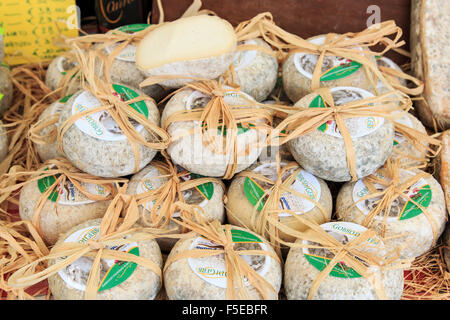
(308, 86, 384, 138)
(188, 229, 271, 288)
(303, 221, 381, 278)
(72, 84, 148, 141)
(244, 162, 322, 216)
(233, 39, 258, 71)
(294, 36, 362, 81)
(57, 226, 139, 292)
(352, 170, 432, 221)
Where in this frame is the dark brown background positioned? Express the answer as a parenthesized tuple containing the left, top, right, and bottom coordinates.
(150, 0, 412, 65)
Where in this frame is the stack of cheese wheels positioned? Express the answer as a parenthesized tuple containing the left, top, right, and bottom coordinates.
(226, 161, 333, 243)
(375, 56, 406, 94)
(126, 162, 225, 252)
(164, 225, 282, 300)
(19, 169, 112, 245)
(0, 120, 7, 163)
(231, 38, 278, 102)
(96, 24, 166, 102)
(282, 35, 377, 103)
(136, 15, 237, 89)
(411, 0, 450, 130)
(48, 219, 163, 300)
(45, 54, 81, 95)
(161, 87, 268, 177)
(390, 112, 428, 165)
(58, 84, 161, 178)
(284, 221, 404, 300)
(34, 95, 72, 162)
(288, 86, 394, 182)
(336, 167, 447, 258)
(0, 64, 12, 116)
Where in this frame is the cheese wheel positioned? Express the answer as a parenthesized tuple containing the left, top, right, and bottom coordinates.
(0, 120, 7, 163)
(411, 0, 450, 130)
(164, 226, 282, 300)
(336, 168, 447, 258)
(288, 87, 394, 182)
(375, 56, 407, 94)
(390, 112, 428, 166)
(231, 38, 278, 102)
(0, 33, 4, 62)
(284, 221, 404, 300)
(48, 219, 163, 300)
(136, 15, 236, 88)
(443, 225, 450, 272)
(161, 88, 267, 177)
(0, 65, 12, 116)
(282, 35, 377, 103)
(126, 162, 225, 252)
(226, 161, 332, 243)
(35, 96, 72, 162)
(19, 176, 111, 245)
(439, 131, 450, 214)
(45, 55, 81, 95)
(58, 85, 160, 178)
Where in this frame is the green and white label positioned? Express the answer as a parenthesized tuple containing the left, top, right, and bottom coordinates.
(188, 229, 271, 288)
(233, 39, 258, 71)
(58, 225, 139, 292)
(106, 24, 150, 62)
(243, 162, 321, 216)
(294, 36, 362, 81)
(308, 87, 384, 138)
(72, 84, 148, 141)
(352, 170, 432, 221)
(303, 222, 381, 278)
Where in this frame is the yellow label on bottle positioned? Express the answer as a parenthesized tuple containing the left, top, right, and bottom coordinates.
(0, 0, 79, 66)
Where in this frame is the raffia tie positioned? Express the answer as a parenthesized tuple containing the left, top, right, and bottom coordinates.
(230, 160, 329, 255)
(6, 184, 173, 300)
(343, 159, 440, 243)
(0, 158, 126, 238)
(162, 79, 273, 179)
(164, 207, 281, 300)
(268, 88, 409, 181)
(58, 47, 170, 173)
(135, 152, 225, 232)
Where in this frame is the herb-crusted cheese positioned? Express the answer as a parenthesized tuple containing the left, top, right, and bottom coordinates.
(288, 87, 394, 182)
(0, 120, 7, 163)
(126, 163, 225, 252)
(282, 35, 377, 103)
(411, 0, 450, 129)
(284, 221, 404, 300)
(336, 168, 447, 258)
(0, 65, 12, 116)
(375, 56, 406, 94)
(231, 38, 278, 102)
(161, 88, 267, 177)
(226, 161, 332, 243)
(48, 219, 163, 300)
(58, 85, 161, 178)
(136, 15, 237, 88)
(45, 55, 81, 95)
(164, 226, 282, 300)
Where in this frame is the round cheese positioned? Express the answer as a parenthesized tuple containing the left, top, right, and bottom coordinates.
(0, 33, 4, 62)
(375, 56, 406, 94)
(35, 96, 71, 162)
(19, 175, 112, 245)
(231, 38, 278, 102)
(126, 162, 224, 253)
(164, 226, 282, 300)
(48, 218, 163, 300)
(443, 224, 450, 271)
(282, 35, 378, 103)
(161, 88, 267, 177)
(0, 65, 13, 116)
(45, 55, 81, 95)
(284, 221, 404, 300)
(336, 168, 447, 258)
(58, 85, 161, 178)
(0, 120, 8, 163)
(136, 15, 237, 88)
(226, 161, 332, 243)
(288, 87, 394, 182)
